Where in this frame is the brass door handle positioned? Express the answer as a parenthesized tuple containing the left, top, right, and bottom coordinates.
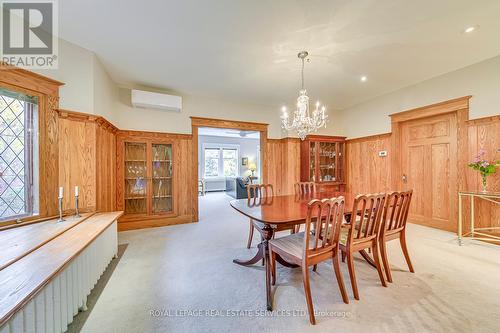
(402, 174, 408, 183)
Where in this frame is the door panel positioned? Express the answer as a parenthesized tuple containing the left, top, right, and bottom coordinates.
(401, 113, 457, 231)
(407, 145, 425, 219)
(431, 143, 450, 222)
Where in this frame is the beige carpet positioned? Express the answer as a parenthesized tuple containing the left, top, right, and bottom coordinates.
(76, 192, 500, 333)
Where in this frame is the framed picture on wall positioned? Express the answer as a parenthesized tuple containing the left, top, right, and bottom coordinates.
(242, 157, 248, 166)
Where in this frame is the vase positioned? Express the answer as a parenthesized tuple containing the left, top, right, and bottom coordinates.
(481, 174, 488, 192)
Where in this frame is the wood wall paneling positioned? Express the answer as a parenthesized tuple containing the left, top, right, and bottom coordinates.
(463, 115, 500, 234)
(95, 121, 117, 212)
(57, 110, 118, 214)
(58, 117, 96, 211)
(265, 138, 301, 195)
(345, 134, 392, 196)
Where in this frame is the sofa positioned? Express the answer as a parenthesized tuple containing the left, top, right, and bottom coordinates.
(226, 177, 248, 199)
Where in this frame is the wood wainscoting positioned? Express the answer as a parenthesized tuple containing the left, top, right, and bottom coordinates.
(345, 133, 392, 195)
(265, 138, 301, 195)
(463, 115, 500, 234)
(345, 98, 498, 235)
(58, 110, 118, 214)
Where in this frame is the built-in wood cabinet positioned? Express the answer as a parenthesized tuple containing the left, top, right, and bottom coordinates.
(117, 134, 176, 226)
(300, 135, 346, 190)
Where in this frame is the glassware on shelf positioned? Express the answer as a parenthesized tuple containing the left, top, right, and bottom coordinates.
(152, 144, 173, 214)
(124, 142, 147, 214)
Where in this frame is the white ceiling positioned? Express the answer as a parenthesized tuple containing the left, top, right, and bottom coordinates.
(198, 127, 260, 139)
(59, 0, 500, 110)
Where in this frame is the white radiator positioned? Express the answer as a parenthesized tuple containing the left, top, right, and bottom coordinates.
(0, 221, 118, 333)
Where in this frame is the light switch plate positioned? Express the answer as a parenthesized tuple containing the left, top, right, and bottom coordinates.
(378, 150, 388, 157)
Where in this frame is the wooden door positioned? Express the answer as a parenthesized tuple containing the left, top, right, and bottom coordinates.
(400, 113, 458, 231)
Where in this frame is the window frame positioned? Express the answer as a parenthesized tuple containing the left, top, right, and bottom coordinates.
(202, 143, 240, 179)
(0, 87, 40, 222)
(0, 68, 62, 228)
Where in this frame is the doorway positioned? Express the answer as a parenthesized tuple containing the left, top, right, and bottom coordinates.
(191, 117, 269, 222)
(401, 113, 458, 231)
(198, 127, 261, 194)
(391, 96, 470, 232)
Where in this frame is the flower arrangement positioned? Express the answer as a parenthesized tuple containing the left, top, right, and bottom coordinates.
(468, 148, 500, 192)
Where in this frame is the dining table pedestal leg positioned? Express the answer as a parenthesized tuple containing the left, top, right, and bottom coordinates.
(233, 224, 275, 311)
(262, 225, 273, 311)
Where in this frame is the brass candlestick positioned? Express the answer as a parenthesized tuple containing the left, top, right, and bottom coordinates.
(58, 197, 65, 223)
(75, 195, 81, 218)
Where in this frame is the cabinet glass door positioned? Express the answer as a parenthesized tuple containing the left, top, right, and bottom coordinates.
(337, 142, 345, 182)
(152, 143, 173, 214)
(309, 142, 316, 182)
(124, 142, 147, 214)
(318, 142, 337, 182)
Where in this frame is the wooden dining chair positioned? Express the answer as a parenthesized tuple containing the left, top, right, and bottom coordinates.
(246, 184, 274, 248)
(269, 197, 349, 325)
(379, 190, 414, 283)
(293, 182, 317, 233)
(340, 193, 387, 300)
(294, 182, 316, 196)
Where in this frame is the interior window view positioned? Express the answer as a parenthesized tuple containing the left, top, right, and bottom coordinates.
(0, 1, 499, 333)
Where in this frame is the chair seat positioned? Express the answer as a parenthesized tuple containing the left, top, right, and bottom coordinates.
(270, 230, 338, 260)
(269, 232, 306, 259)
(340, 228, 348, 246)
(339, 223, 374, 246)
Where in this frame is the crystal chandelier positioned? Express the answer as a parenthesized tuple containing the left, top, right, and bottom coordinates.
(281, 51, 327, 140)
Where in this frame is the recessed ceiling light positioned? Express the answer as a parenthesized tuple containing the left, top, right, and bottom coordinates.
(360, 76, 367, 82)
(464, 25, 478, 33)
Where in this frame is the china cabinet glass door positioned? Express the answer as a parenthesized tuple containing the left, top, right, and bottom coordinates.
(337, 142, 345, 183)
(309, 142, 316, 182)
(318, 142, 337, 182)
(124, 142, 147, 214)
(152, 143, 173, 214)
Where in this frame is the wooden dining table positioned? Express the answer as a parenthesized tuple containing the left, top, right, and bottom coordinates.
(230, 191, 373, 311)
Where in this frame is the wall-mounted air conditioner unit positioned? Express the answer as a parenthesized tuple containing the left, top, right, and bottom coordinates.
(131, 89, 182, 112)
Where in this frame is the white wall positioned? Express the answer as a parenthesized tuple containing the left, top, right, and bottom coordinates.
(33, 38, 118, 124)
(114, 87, 283, 138)
(30, 38, 342, 139)
(33, 39, 499, 140)
(34, 39, 94, 113)
(93, 56, 118, 123)
(337, 55, 500, 138)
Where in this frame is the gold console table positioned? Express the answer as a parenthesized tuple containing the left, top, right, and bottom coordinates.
(458, 190, 500, 245)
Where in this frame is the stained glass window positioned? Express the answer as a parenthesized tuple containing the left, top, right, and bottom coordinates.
(0, 88, 39, 221)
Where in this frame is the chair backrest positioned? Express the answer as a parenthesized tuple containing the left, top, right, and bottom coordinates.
(294, 182, 316, 196)
(303, 197, 345, 257)
(382, 190, 413, 234)
(348, 193, 386, 243)
(247, 184, 273, 203)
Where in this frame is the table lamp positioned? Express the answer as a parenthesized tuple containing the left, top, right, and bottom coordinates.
(248, 162, 257, 177)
